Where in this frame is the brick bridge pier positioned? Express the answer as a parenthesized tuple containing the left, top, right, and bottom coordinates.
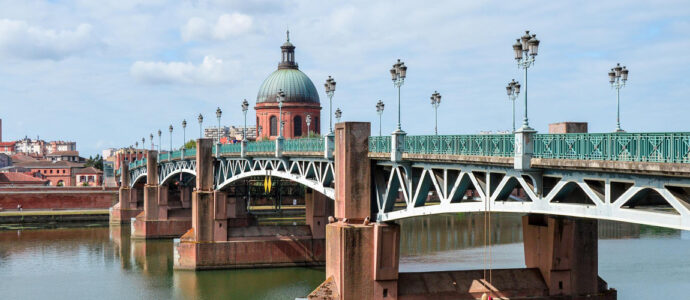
(309, 122, 616, 300)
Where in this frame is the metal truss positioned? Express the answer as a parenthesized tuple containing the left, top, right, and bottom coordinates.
(374, 160, 690, 231)
(130, 159, 197, 187)
(215, 157, 335, 199)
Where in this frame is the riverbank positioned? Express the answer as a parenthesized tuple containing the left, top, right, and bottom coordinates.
(0, 209, 110, 228)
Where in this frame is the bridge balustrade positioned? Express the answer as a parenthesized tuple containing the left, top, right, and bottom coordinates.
(533, 132, 690, 163)
(246, 140, 275, 153)
(283, 138, 323, 152)
(369, 136, 391, 153)
(219, 143, 241, 154)
(404, 134, 515, 156)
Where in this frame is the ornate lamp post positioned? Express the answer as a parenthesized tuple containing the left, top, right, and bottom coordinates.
(241, 99, 249, 141)
(168, 125, 173, 153)
(215, 107, 222, 143)
(149, 133, 153, 150)
(277, 89, 286, 138)
(306, 114, 311, 136)
(157, 129, 161, 153)
(197, 114, 203, 139)
(334, 108, 342, 123)
(430, 91, 441, 135)
(390, 59, 407, 132)
(182, 119, 187, 148)
(512, 30, 540, 130)
(376, 100, 385, 137)
(506, 79, 521, 132)
(609, 63, 629, 132)
(324, 76, 336, 133)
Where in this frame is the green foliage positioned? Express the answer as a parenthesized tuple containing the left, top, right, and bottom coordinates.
(305, 132, 321, 139)
(82, 182, 90, 186)
(84, 154, 103, 170)
(184, 140, 196, 149)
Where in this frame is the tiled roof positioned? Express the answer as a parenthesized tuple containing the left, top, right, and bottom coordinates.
(47, 150, 79, 156)
(73, 166, 102, 174)
(14, 160, 83, 168)
(0, 172, 49, 183)
(0, 141, 16, 146)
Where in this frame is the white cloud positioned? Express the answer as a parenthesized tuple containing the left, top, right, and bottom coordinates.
(181, 13, 253, 41)
(0, 19, 96, 60)
(130, 55, 237, 85)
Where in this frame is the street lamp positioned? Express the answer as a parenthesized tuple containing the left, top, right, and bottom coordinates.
(512, 30, 540, 130)
(182, 119, 187, 149)
(277, 89, 286, 138)
(306, 114, 312, 136)
(506, 79, 521, 132)
(168, 125, 173, 153)
(157, 130, 161, 152)
(376, 100, 385, 137)
(430, 91, 441, 135)
(149, 133, 153, 150)
(241, 99, 249, 141)
(197, 114, 203, 139)
(390, 59, 407, 132)
(141, 137, 145, 150)
(335, 108, 342, 123)
(609, 63, 629, 132)
(324, 76, 336, 133)
(216, 107, 222, 144)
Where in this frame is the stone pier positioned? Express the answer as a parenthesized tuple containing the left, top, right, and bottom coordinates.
(131, 150, 192, 239)
(110, 163, 143, 224)
(309, 122, 616, 300)
(174, 138, 331, 270)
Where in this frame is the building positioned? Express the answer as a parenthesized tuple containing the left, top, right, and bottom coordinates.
(0, 141, 15, 155)
(74, 167, 103, 186)
(204, 126, 231, 143)
(12, 160, 82, 186)
(102, 148, 116, 160)
(205, 126, 258, 143)
(255, 32, 321, 140)
(13, 137, 77, 157)
(48, 141, 77, 154)
(46, 150, 82, 162)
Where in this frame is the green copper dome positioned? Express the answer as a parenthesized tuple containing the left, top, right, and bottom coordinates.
(256, 31, 320, 104)
(256, 68, 320, 104)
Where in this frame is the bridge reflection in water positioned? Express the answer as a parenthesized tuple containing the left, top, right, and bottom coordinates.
(397, 213, 643, 257)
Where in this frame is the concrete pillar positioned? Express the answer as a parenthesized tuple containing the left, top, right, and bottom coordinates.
(514, 128, 536, 170)
(306, 189, 333, 239)
(390, 131, 405, 162)
(143, 151, 159, 220)
(118, 164, 131, 209)
(324, 134, 334, 159)
(192, 138, 215, 242)
(522, 214, 599, 296)
(180, 186, 192, 209)
(275, 137, 284, 157)
(319, 122, 401, 300)
(157, 185, 168, 220)
(213, 191, 228, 241)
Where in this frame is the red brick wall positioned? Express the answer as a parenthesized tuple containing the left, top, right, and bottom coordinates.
(0, 187, 117, 210)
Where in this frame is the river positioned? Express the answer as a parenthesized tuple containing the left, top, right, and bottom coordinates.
(0, 213, 688, 299)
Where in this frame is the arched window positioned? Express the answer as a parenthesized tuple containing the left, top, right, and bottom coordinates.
(294, 116, 302, 137)
(314, 117, 319, 134)
(270, 116, 278, 136)
(256, 117, 260, 136)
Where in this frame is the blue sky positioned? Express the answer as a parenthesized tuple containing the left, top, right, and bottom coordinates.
(0, 0, 688, 156)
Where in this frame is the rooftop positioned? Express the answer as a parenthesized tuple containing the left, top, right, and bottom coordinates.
(73, 167, 102, 174)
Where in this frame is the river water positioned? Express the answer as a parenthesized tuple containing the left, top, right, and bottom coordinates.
(0, 213, 689, 299)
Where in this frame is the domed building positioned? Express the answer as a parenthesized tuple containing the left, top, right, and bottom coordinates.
(255, 32, 321, 140)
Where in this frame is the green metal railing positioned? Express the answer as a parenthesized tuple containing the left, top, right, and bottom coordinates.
(129, 158, 147, 169)
(247, 140, 275, 153)
(220, 143, 242, 154)
(283, 138, 323, 152)
(369, 136, 391, 153)
(159, 152, 169, 161)
(534, 132, 690, 163)
(404, 134, 515, 157)
(184, 148, 196, 158)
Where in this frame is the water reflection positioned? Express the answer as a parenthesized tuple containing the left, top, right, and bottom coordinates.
(397, 213, 644, 256)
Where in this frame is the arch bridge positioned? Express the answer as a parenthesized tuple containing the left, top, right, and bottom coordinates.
(125, 129, 690, 231)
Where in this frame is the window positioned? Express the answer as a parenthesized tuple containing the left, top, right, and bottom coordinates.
(314, 117, 319, 133)
(50, 170, 53, 174)
(270, 116, 278, 136)
(294, 116, 302, 137)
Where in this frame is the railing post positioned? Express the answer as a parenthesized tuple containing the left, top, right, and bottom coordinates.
(391, 131, 406, 162)
(324, 134, 334, 159)
(514, 128, 536, 170)
(275, 136, 284, 158)
(240, 140, 247, 158)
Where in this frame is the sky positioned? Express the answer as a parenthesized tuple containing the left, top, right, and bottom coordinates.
(0, 0, 688, 157)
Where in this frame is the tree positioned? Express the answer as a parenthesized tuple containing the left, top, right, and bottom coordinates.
(84, 154, 103, 170)
(184, 140, 196, 149)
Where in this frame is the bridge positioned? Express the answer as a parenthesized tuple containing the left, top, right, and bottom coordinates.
(111, 124, 690, 299)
